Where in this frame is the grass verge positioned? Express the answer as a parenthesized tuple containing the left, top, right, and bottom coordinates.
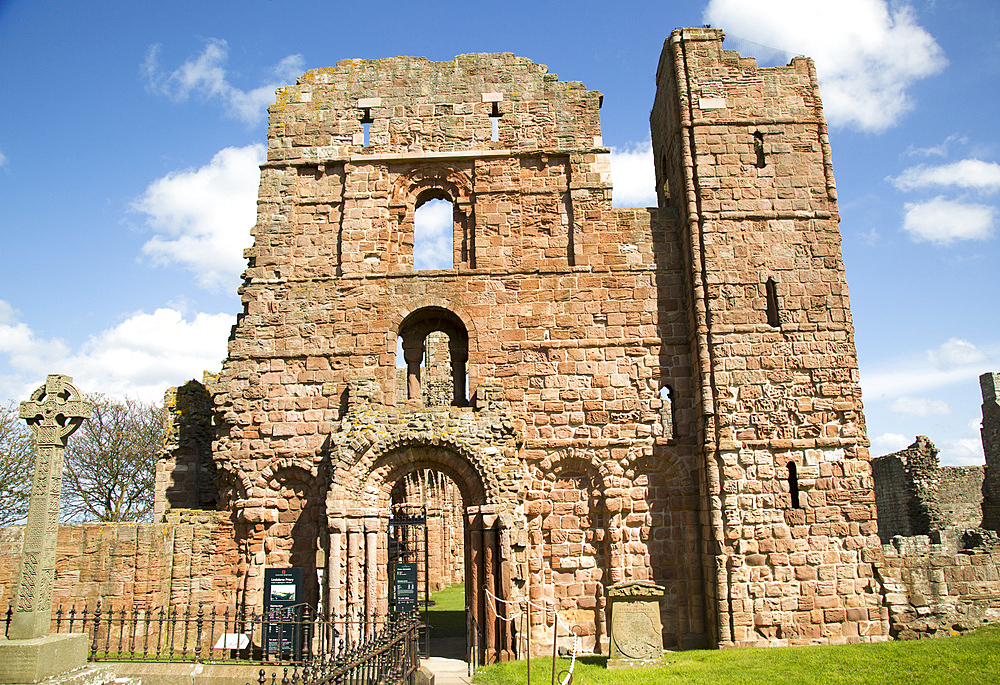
(428, 582, 466, 637)
(473, 624, 1000, 685)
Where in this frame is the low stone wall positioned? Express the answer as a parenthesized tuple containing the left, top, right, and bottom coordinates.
(877, 532, 1000, 638)
(0, 510, 239, 612)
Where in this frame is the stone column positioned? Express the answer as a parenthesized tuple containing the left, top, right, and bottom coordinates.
(468, 510, 483, 663)
(981, 373, 1000, 531)
(402, 340, 423, 401)
(12, 375, 91, 639)
(365, 524, 378, 631)
(483, 518, 498, 665)
(347, 523, 362, 642)
(329, 522, 344, 617)
(1, 375, 92, 684)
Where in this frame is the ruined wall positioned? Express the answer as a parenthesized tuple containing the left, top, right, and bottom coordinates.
(982, 373, 1000, 531)
(872, 437, 985, 543)
(210, 49, 705, 655)
(154, 375, 219, 520)
(650, 28, 885, 646)
(0, 511, 238, 613)
(878, 533, 1000, 638)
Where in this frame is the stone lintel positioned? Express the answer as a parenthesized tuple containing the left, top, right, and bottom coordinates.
(0, 633, 89, 683)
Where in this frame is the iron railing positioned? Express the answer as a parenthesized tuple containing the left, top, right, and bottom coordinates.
(2, 601, 397, 666)
(247, 614, 420, 685)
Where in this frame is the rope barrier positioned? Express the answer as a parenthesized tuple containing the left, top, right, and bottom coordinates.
(481, 586, 581, 684)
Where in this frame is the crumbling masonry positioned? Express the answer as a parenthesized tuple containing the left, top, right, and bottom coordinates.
(172, 26, 887, 654)
(4, 28, 902, 656)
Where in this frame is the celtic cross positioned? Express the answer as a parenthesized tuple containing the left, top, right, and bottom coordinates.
(9, 374, 91, 640)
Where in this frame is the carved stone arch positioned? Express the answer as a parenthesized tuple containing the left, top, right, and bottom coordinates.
(389, 164, 474, 213)
(330, 433, 502, 515)
(388, 298, 479, 355)
(622, 454, 694, 491)
(389, 164, 476, 270)
(529, 453, 610, 653)
(260, 457, 322, 487)
(366, 444, 489, 510)
(536, 450, 620, 494)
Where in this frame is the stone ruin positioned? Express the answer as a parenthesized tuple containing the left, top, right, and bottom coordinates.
(9, 27, 998, 660)
(871, 373, 1000, 638)
(155, 26, 887, 655)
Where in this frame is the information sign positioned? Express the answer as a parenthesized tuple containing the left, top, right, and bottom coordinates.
(394, 562, 418, 612)
(263, 568, 304, 658)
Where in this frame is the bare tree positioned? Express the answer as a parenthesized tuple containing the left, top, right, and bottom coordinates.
(0, 402, 33, 526)
(62, 394, 164, 523)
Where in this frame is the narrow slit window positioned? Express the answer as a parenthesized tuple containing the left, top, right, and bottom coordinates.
(361, 108, 374, 147)
(765, 277, 781, 328)
(489, 102, 501, 142)
(753, 131, 766, 169)
(788, 461, 801, 509)
(659, 385, 675, 440)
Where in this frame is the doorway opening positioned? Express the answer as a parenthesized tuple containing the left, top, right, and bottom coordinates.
(390, 468, 467, 659)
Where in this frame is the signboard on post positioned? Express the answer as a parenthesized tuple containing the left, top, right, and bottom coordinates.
(263, 568, 304, 659)
(394, 562, 418, 612)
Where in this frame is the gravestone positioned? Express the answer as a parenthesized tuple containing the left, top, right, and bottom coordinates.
(607, 580, 666, 669)
(0, 374, 92, 684)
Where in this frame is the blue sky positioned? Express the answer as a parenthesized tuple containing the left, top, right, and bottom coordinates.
(0, 0, 997, 465)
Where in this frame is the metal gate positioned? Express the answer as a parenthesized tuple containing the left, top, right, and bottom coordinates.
(387, 505, 430, 656)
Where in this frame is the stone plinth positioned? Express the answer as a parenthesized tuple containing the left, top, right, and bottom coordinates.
(0, 633, 89, 683)
(607, 581, 666, 669)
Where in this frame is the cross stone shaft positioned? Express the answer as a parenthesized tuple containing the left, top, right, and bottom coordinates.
(9, 374, 91, 640)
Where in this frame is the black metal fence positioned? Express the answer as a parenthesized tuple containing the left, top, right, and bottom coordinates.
(247, 614, 420, 685)
(2, 601, 406, 667)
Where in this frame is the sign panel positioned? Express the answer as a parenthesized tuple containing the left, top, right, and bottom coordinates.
(263, 568, 304, 659)
(394, 562, 418, 612)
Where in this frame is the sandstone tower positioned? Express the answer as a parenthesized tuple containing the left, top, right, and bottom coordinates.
(159, 27, 887, 657)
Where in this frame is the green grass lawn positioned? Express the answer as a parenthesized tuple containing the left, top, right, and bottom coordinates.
(428, 582, 466, 637)
(473, 624, 1000, 685)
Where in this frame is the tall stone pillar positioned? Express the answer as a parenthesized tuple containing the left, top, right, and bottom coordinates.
(0, 375, 92, 683)
(981, 373, 1000, 531)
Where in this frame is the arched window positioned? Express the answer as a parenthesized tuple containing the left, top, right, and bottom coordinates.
(414, 194, 454, 270)
(397, 307, 469, 407)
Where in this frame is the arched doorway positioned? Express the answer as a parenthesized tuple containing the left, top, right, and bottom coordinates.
(325, 443, 515, 664)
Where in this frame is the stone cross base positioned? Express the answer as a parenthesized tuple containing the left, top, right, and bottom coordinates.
(0, 633, 89, 684)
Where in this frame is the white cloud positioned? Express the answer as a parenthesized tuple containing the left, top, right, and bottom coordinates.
(891, 159, 1000, 193)
(414, 199, 454, 270)
(938, 437, 985, 466)
(901, 196, 995, 245)
(610, 142, 656, 208)
(134, 144, 263, 291)
(870, 432, 911, 456)
(0, 300, 233, 404)
(906, 134, 967, 158)
(704, 0, 946, 132)
(888, 396, 952, 417)
(0, 150, 6, 168)
(144, 39, 304, 126)
(928, 338, 987, 370)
